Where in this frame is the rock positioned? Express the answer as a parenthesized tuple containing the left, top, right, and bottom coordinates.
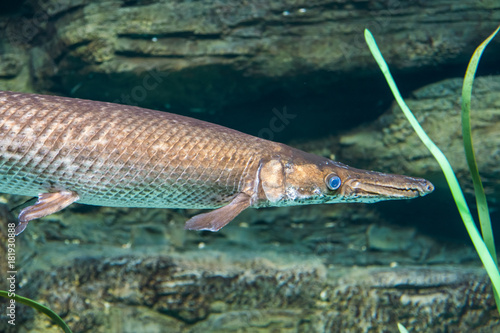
(1, 0, 499, 120)
(0, 49, 33, 92)
(367, 224, 416, 252)
(0, 54, 22, 78)
(10, 254, 499, 332)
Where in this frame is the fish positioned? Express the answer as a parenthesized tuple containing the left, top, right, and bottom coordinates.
(0, 90, 434, 235)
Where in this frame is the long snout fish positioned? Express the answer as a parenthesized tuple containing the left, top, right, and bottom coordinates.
(0, 91, 434, 235)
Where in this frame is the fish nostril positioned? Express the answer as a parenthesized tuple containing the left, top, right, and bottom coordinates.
(422, 182, 434, 194)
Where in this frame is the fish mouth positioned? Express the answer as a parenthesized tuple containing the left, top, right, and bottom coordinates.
(340, 171, 434, 202)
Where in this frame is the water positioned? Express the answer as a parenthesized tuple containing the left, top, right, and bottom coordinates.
(0, 1, 499, 332)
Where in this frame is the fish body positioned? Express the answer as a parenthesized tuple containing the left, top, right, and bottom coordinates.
(0, 91, 433, 235)
(0, 91, 270, 209)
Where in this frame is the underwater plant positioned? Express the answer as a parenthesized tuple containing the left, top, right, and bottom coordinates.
(364, 25, 500, 330)
(397, 323, 409, 333)
(0, 290, 72, 332)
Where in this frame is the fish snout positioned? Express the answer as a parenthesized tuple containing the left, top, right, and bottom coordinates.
(416, 178, 434, 196)
(339, 170, 435, 202)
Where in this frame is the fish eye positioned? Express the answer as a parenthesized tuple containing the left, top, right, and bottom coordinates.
(325, 174, 341, 191)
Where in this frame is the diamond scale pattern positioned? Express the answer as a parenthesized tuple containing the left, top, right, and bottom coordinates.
(0, 91, 283, 210)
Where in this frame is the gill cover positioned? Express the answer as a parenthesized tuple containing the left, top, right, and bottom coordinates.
(260, 159, 285, 203)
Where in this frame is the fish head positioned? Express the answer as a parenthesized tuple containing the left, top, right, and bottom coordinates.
(260, 146, 434, 207)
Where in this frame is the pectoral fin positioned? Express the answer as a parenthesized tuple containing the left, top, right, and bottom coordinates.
(184, 193, 251, 232)
(15, 190, 80, 235)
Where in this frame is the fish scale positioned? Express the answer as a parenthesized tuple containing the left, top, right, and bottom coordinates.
(0, 91, 271, 209)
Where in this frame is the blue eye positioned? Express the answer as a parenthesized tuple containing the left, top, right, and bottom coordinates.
(326, 174, 341, 190)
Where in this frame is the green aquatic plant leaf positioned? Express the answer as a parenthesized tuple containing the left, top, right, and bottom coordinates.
(0, 290, 72, 333)
(363, 28, 500, 301)
(397, 323, 409, 333)
(461, 25, 500, 278)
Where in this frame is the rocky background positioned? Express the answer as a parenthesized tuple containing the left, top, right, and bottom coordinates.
(0, 0, 500, 332)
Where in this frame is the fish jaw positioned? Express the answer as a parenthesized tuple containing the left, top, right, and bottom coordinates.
(335, 167, 434, 203)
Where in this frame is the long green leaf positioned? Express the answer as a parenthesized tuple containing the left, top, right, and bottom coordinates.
(461, 26, 499, 262)
(363, 28, 500, 298)
(461, 24, 500, 312)
(397, 323, 409, 333)
(0, 290, 72, 333)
